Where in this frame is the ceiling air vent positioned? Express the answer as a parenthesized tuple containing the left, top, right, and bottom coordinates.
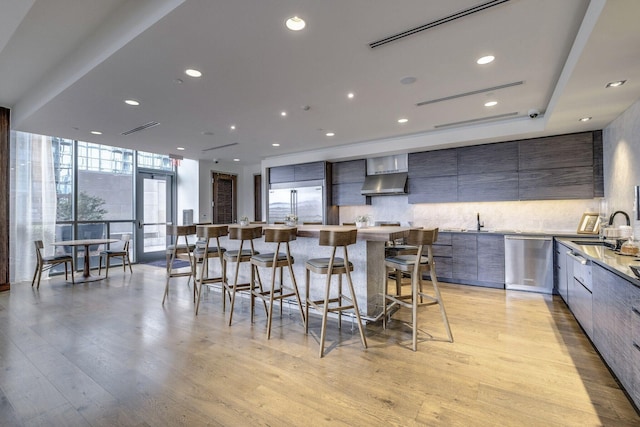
(434, 112, 519, 129)
(417, 81, 524, 107)
(121, 121, 159, 135)
(369, 0, 511, 48)
(202, 142, 239, 152)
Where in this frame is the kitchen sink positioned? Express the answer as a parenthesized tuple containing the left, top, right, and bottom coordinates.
(571, 240, 615, 249)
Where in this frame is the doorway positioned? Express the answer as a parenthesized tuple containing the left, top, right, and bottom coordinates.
(136, 171, 174, 262)
(212, 172, 237, 224)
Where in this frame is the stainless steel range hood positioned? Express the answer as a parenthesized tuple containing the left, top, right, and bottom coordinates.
(361, 154, 408, 195)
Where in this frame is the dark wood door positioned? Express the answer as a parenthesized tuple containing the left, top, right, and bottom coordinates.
(212, 173, 237, 224)
(254, 173, 262, 222)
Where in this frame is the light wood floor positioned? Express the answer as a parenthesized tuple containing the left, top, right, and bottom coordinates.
(1, 264, 638, 426)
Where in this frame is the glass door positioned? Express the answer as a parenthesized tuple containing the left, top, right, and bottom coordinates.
(136, 171, 173, 262)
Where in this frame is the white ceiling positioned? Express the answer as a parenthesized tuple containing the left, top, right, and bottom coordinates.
(1, 0, 639, 165)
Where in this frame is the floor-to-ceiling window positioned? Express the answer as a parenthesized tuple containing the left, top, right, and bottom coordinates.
(10, 131, 174, 282)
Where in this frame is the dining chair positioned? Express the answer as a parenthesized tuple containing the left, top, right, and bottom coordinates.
(32, 240, 75, 288)
(223, 225, 265, 325)
(305, 229, 367, 357)
(250, 227, 305, 338)
(193, 224, 228, 315)
(98, 234, 132, 278)
(382, 228, 453, 351)
(163, 224, 197, 305)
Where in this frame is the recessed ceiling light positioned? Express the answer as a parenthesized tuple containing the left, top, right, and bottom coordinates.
(484, 101, 498, 107)
(477, 55, 495, 65)
(400, 76, 416, 85)
(347, 92, 355, 99)
(185, 68, 202, 78)
(605, 80, 626, 88)
(230, 125, 236, 130)
(272, 143, 280, 147)
(124, 99, 140, 106)
(176, 147, 185, 150)
(233, 158, 240, 162)
(579, 117, 592, 122)
(281, 111, 287, 117)
(90, 131, 102, 135)
(285, 16, 306, 31)
(397, 118, 408, 124)
(326, 132, 335, 137)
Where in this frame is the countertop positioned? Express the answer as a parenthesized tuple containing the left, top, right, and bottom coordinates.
(557, 237, 640, 288)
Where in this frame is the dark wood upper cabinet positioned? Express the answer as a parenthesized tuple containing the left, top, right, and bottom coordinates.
(269, 161, 325, 184)
(408, 176, 458, 203)
(332, 159, 366, 183)
(408, 149, 457, 178)
(519, 167, 594, 200)
(458, 172, 519, 202)
(457, 142, 518, 174)
(519, 132, 593, 170)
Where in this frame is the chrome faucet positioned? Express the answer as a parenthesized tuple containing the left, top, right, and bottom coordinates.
(608, 210, 630, 226)
(477, 212, 484, 231)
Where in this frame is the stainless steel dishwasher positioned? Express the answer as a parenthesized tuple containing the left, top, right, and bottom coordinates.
(504, 235, 553, 293)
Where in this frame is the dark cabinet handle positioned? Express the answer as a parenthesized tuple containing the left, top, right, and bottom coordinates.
(633, 307, 640, 317)
(634, 342, 640, 352)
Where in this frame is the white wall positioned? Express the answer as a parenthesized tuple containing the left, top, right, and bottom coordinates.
(176, 158, 199, 224)
(603, 97, 640, 235)
(197, 159, 261, 223)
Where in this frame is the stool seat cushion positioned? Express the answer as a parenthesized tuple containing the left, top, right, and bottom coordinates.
(251, 252, 291, 263)
(385, 245, 418, 255)
(43, 255, 73, 262)
(385, 255, 429, 266)
(306, 257, 351, 269)
(193, 246, 226, 255)
(224, 249, 257, 259)
(167, 243, 195, 252)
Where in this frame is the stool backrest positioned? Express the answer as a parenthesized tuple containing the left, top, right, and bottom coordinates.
(167, 224, 197, 236)
(319, 229, 357, 247)
(197, 224, 229, 239)
(229, 225, 262, 240)
(264, 227, 297, 243)
(405, 228, 438, 247)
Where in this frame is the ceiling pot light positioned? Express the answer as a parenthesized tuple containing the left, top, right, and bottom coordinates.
(124, 99, 140, 106)
(90, 131, 102, 135)
(233, 158, 240, 162)
(185, 68, 202, 78)
(484, 101, 498, 107)
(272, 143, 280, 147)
(579, 117, 592, 122)
(285, 16, 306, 31)
(326, 132, 335, 137)
(605, 80, 626, 88)
(176, 147, 185, 150)
(397, 118, 408, 124)
(281, 111, 287, 117)
(477, 55, 495, 65)
(230, 125, 236, 130)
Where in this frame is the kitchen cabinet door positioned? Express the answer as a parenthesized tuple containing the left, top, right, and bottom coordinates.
(457, 142, 518, 174)
(519, 167, 594, 200)
(458, 172, 519, 202)
(269, 165, 295, 183)
(332, 183, 370, 206)
(477, 234, 505, 285)
(408, 149, 457, 178)
(294, 161, 325, 181)
(554, 242, 570, 302)
(518, 132, 593, 170)
(408, 176, 458, 203)
(332, 159, 366, 184)
(452, 234, 477, 281)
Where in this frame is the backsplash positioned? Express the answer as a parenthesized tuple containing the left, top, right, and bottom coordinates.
(340, 196, 598, 233)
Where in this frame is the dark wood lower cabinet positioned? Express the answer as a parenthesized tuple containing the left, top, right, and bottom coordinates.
(591, 264, 639, 409)
(432, 232, 504, 289)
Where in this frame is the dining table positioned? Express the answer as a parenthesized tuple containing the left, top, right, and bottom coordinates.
(52, 238, 118, 283)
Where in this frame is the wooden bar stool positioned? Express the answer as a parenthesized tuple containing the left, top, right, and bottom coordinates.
(194, 224, 228, 315)
(383, 228, 453, 351)
(305, 229, 367, 357)
(223, 225, 265, 325)
(163, 224, 197, 305)
(250, 227, 305, 338)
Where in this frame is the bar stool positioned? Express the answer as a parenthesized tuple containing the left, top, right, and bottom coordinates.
(194, 224, 228, 315)
(305, 229, 367, 357)
(383, 224, 419, 296)
(163, 224, 197, 305)
(382, 228, 453, 351)
(250, 227, 305, 338)
(223, 225, 265, 325)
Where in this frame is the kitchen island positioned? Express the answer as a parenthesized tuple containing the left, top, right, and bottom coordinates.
(222, 224, 410, 319)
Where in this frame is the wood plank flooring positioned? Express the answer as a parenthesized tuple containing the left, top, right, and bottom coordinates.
(0, 264, 638, 426)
